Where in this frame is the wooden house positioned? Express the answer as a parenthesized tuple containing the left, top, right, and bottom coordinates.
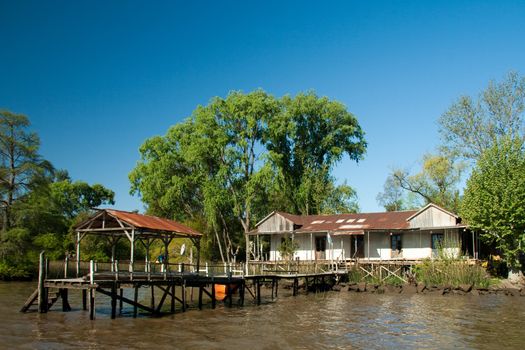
(249, 203, 479, 262)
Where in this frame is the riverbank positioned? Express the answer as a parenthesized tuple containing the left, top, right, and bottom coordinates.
(333, 281, 525, 296)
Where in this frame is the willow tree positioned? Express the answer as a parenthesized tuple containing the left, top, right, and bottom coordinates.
(130, 90, 367, 263)
(439, 71, 525, 161)
(461, 137, 525, 280)
(266, 92, 366, 215)
(130, 91, 279, 263)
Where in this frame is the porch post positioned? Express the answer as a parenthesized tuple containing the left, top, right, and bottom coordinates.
(367, 231, 370, 261)
(472, 230, 476, 259)
(310, 233, 313, 261)
(245, 234, 249, 275)
(76, 231, 81, 277)
(195, 238, 201, 274)
(130, 229, 135, 278)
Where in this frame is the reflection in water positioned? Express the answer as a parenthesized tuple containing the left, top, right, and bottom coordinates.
(1, 282, 525, 349)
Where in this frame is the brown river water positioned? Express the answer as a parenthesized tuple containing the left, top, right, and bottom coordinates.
(1, 281, 525, 349)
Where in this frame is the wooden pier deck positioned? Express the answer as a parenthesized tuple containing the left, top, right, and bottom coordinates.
(21, 253, 347, 320)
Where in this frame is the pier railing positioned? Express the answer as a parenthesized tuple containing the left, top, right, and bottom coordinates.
(47, 258, 348, 281)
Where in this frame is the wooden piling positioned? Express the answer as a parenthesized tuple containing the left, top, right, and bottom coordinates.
(170, 283, 175, 313)
(89, 288, 95, 320)
(38, 252, 47, 313)
(119, 289, 123, 313)
(198, 285, 203, 310)
(111, 282, 117, 319)
(133, 286, 138, 318)
(150, 285, 155, 310)
(82, 289, 87, 310)
(61, 289, 71, 312)
(256, 278, 261, 305)
(181, 281, 186, 312)
(211, 282, 216, 309)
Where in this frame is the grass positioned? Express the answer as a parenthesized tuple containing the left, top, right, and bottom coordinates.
(413, 259, 493, 288)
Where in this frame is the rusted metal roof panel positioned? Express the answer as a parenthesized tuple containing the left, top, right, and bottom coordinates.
(262, 210, 420, 233)
(106, 209, 202, 237)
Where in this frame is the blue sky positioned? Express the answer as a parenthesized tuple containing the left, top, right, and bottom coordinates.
(1, 0, 525, 213)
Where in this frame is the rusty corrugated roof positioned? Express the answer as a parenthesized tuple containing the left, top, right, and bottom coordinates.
(106, 209, 202, 237)
(273, 210, 419, 232)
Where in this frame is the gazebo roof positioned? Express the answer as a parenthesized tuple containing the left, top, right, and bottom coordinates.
(75, 209, 202, 238)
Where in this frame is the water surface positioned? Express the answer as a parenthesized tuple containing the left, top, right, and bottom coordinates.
(1, 282, 524, 349)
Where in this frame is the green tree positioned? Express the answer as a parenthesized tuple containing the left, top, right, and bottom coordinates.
(130, 90, 367, 263)
(461, 137, 525, 279)
(376, 174, 407, 211)
(388, 154, 463, 212)
(439, 71, 525, 161)
(266, 92, 366, 215)
(0, 110, 53, 230)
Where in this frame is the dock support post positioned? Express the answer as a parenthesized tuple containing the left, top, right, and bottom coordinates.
(271, 278, 275, 299)
(111, 282, 117, 319)
(227, 284, 233, 307)
(82, 290, 87, 310)
(198, 285, 203, 310)
(211, 282, 216, 309)
(38, 251, 47, 313)
(89, 289, 95, 320)
(171, 282, 175, 313)
(181, 281, 186, 312)
(119, 289, 123, 313)
(256, 278, 261, 305)
(61, 289, 71, 312)
(150, 285, 155, 310)
(275, 279, 278, 297)
(305, 277, 309, 294)
(239, 280, 245, 306)
(293, 278, 298, 296)
(133, 286, 138, 318)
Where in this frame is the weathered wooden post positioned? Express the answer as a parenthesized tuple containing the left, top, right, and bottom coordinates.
(89, 260, 95, 320)
(76, 232, 81, 277)
(170, 282, 175, 313)
(38, 251, 47, 313)
(133, 286, 138, 318)
(256, 278, 261, 305)
(181, 280, 186, 312)
(211, 280, 216, 309)
(198, 285, 203, 310)
(111, 281, 117, 319)
(64, 256, 69, 278)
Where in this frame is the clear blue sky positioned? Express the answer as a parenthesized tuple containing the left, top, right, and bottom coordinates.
(1, 0, 525, 213)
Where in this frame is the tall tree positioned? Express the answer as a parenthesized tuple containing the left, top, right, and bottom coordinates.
(387, 154, 463, 212)
(439, 71, 525, 161)
(376, 174, 406, 211)
(461, 137, 525, 280)
(0, 110, 52, 230)
(130, 90, 367, 263)
(266, 92, 366, 215)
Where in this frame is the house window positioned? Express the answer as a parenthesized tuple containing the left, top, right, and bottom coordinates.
(391, 234, 402, 251)
(431, 233, 444, 250)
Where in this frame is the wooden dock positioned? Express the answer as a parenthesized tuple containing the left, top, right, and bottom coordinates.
(20, 253, 346, 320)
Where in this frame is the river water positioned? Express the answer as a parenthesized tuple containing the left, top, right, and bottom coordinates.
(1, 281, 525, 349)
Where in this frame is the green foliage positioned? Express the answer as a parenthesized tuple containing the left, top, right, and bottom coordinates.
(385, 153, 464, 212)
(461, 137, 525, 270)
(277, 236, 298, 261)
(0, 110, 54, 229)
(130, 90, 366, 263)
(413, 258, 491, 288)
(0, 110, 116, 279)
(439, 71, 525, 161)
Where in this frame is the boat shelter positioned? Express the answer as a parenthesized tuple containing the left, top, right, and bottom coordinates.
(74, 209, 202, 276)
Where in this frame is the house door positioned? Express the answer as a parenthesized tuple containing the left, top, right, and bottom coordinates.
(351, 236, 364, 258)
(315, 236, 326, 260)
